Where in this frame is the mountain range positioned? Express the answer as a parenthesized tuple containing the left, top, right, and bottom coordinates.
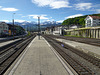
(8, 21, 62, 31)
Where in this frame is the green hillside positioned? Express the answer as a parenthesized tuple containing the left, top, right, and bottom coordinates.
(62, 13, 100, 27)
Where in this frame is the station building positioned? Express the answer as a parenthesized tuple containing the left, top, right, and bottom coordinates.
(0, 22, 25, 37)
(0, 22, 9, 36)
(85, 15, 100, 27)
(44, 15, 100, 39)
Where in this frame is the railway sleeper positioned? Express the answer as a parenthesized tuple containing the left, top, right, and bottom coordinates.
(44, 36, 95, 75)
(80, 72, 92, 75)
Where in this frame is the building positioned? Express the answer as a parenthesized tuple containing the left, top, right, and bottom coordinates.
(0, 22, 9, 36)
(15, 25, 25, 35)
(65, 27, 100, 39)
(53, 26, 62, 35)
(85, 15, 100, 27)
(7, 24, 14, 36)
(7, 24, 25, 36)
(44, 25, 67, 35)
(0, 22, 26, 37)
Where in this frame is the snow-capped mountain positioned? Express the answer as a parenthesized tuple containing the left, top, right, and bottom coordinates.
(8, 21, 61, 27)
(8, 21, 62, 31)
(42, 21, 61, 25)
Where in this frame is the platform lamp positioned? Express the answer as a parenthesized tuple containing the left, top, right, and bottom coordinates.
(37, 16, 41, 40)
(12, 13, 15, 40)
(62, 25, 64, 36)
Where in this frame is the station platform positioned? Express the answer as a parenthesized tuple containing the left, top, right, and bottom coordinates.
(56, 38, 100, 59)
(5, 36, 75, 75)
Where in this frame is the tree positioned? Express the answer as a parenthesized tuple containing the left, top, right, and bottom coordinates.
(62, 13, 100, 27)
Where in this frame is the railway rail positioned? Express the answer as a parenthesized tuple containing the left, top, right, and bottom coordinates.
(0, 34, 36, 75)
(43, 35, 100, 75)
(47, 35, 100, 47)
(0, 35, 27, 43)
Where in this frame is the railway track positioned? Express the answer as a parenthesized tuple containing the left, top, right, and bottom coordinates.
(48, 35, 100, 47)
(43, 35, 100, 75)
(0, 35, 26, 43)
(0, 34, 36, 75)
(0, 35, 30, 55)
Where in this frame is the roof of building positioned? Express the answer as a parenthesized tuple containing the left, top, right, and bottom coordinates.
(89, 15, 100, 19)
(0, 22, 5, 23)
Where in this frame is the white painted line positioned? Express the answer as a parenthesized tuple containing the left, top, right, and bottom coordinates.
(43, 37, 74, 75)
(28, 37, 35, 47)
(8, 36, 36, 75)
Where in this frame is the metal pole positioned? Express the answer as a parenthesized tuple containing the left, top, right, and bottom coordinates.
(24, 25, 25, 30)
(62, 25, 63, 36)
(27, 25, 28, 32)
(12, 13, 15, 40)
(38, 16, 40, 40)
(13, 19, 14, 39)
(3, 23, 4, 36)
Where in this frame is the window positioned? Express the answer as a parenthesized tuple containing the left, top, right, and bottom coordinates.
(93, 21, 96, 23)
(0, 27, 2, 29)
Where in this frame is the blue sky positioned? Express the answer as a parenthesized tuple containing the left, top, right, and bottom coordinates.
(0, 0, 100, 23)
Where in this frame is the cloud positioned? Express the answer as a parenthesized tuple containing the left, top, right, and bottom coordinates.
(14, 19, 26, 23)
(0, 20, 9, 23)
(32, 0, 71, 9)
(1, 7, 18, 11)
(28, 15, 49, 19)
(50, 1, 71, 9)
(74, 3, 92, 10)
(32, 0, 52, 6)
(0, 6, 2, 8)
(18, 14, 22, 15)
(93, 4, 100, 8)
(65, 14, 83, 19)
(96, 9, 100, 13)
(22, 16, 27, 18)
(57, 20, 64, 23)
